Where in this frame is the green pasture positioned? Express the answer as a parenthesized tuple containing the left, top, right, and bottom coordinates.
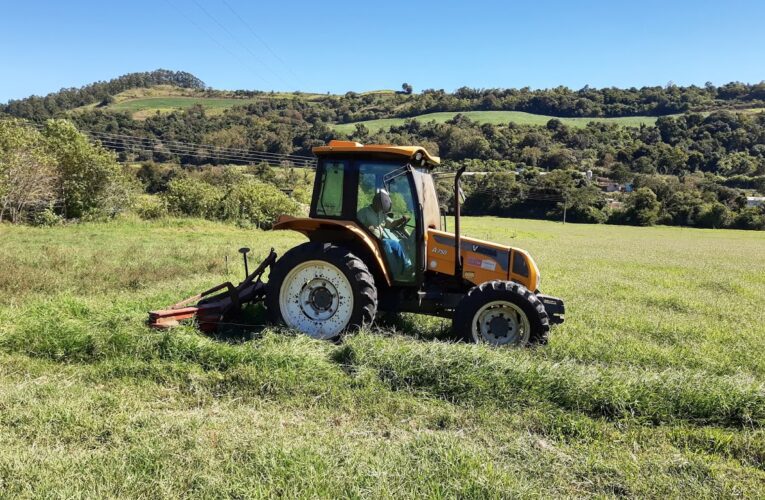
(0, 217, 763, 497)
(333, 110, 667, 133)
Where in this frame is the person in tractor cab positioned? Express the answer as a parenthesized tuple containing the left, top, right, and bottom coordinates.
(357, 189, 412, 278)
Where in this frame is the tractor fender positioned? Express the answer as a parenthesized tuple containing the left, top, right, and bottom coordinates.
(272, 215, 392, 286)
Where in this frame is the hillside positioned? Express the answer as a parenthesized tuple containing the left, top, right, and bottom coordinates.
(73, 86, 672, 126)
(332, 110, 668, 132)
(73, 85, 331, 119)
(60, 83, 765, 129)
(2, 71, 764, 230)
(0, 217, 763, 496)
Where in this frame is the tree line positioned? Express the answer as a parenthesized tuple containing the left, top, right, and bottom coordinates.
(4, 70, 765, 124)
(2, 71, 764, 230)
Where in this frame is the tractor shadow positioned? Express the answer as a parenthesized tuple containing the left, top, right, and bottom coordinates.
(208, 307, 455, 345)
(372, 312, 455, 343)
(208, 303, 271, 343)
(209, 304, 454, 344)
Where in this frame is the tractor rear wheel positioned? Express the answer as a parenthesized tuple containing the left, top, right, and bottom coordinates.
(453, 281, 549, 346)
(266, 242, 377, 340)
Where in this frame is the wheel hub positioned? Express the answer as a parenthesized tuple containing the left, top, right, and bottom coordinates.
(309, 286, 333, 311)
(299, 278, 340, 321)
(488, 315, 511, 337)
(472, 301, 530, 346)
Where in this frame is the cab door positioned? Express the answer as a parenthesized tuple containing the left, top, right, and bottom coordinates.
(354, 161, 420, 284)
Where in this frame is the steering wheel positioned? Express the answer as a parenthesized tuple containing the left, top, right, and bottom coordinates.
(391, 215, 415, 240)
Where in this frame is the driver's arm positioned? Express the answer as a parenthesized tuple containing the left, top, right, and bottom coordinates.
(385, 214, 410, 229)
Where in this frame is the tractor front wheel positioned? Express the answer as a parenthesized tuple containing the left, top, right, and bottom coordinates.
(453, 281, 549, 347)
(266, 243, 377, 340)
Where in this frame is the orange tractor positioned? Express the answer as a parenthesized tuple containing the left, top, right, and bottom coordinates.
(150, 141, 564, 346)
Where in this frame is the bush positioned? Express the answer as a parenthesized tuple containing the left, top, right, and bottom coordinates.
(136, 161, 179, 194)
(733, 207, 765, 230)
(696, 202, 733, 228)
(133, 194, 168, 220)
(164, 177, 222, 218)
(29, 207, 64, 227)
(220, 179, 301, 228)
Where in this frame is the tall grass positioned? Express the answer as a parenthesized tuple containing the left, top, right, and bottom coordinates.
(0, 216, 764, 497)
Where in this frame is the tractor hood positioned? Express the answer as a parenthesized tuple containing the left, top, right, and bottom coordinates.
(426, 229, 541, 292)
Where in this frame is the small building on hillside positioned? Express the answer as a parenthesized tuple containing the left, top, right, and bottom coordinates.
(595, 177, 632, 193)
(747, 196, 765, 207)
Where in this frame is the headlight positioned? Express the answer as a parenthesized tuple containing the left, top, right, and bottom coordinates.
(532, 260, 541, 291)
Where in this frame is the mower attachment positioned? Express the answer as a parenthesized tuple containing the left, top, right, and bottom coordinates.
(148, 249, 277, 332)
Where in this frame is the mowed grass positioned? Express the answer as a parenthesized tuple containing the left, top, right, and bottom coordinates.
(0, 217, 764, 497)
(332, 110, 668, 133)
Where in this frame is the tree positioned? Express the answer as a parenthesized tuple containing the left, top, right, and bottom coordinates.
(401, 83, 413, 95)
(0, 120, 58, 223)
(624, 187, 661, 226)
(718, 152, 758, 176)
(463, 173, 523, 215)
(42, 120, 129, 218)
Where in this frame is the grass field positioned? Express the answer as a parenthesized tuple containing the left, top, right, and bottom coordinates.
(73, 86, 330, 119)
(0, 217, 764, 497)
(332, 110, 668, 133)
(109, 96, 262, 118)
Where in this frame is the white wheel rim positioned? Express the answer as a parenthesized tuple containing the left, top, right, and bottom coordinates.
(278, 260, 354, 339)
(471, 300, 531, 346)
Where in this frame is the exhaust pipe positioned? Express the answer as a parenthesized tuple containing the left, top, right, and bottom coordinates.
(454, 165, 467, 279)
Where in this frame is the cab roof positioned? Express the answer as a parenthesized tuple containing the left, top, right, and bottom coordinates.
(313, 140, 440, 168)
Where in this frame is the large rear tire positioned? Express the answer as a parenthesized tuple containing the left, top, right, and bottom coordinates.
(266, 242, 377, 340)
(453, 281, 549, 347)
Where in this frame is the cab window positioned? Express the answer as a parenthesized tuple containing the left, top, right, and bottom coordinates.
(315, 161, 345, 217)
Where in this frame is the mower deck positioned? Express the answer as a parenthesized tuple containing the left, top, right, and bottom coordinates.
(148, 249, 276, 332)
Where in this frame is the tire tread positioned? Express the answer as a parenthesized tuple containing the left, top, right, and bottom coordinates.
(454, 280, 550, 346)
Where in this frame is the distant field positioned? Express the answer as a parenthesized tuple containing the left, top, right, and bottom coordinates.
(333, 110, 667, 133)
(75, 86, 765, 127)
(74, 86, 330, 119)
(0, 216, 763, 496)
(109, 96, 261, 116)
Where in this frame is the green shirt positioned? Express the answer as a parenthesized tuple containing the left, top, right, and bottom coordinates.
(357, 206, 394, 239)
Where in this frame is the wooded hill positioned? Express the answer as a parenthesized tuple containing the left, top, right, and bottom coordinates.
(1, 70, 764, 230)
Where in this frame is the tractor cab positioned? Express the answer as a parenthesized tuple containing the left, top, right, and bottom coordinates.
(307, 140, 441, 285)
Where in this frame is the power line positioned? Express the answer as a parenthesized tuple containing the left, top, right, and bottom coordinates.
(97, 138, 315, 167)
(82, 129, 314, 163)
(24, 121, 316, 168)
(189, 0, 291, 88)
(162, 0, 272, 88)
(218, 0, 304, 87)
(98, 140, 313, 168)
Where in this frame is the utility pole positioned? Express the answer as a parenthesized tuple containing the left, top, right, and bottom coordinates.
(562, 194, 567, 224)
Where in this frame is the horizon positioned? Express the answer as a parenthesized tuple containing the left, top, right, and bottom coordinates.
(2, 0, 765, 102)
(6, 67, 765, 103)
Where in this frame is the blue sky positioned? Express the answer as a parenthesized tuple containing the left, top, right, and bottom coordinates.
(1, 0, 763, 102)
